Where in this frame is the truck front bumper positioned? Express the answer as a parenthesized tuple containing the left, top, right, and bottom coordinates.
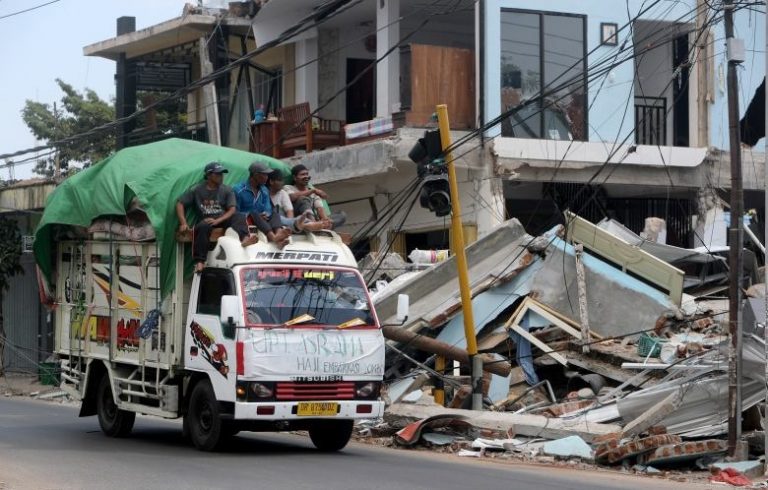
(234, 400, 384, 420)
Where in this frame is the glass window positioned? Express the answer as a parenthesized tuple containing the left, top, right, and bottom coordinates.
(197, 269, 236, 316)
(500, 10, 587, 141)
(241, 267, 374, 327)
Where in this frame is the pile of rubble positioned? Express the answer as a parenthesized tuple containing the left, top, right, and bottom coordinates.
(361, 214, 768, 484)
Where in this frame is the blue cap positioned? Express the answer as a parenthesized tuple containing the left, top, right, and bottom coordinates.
(204, 161, 228, 175)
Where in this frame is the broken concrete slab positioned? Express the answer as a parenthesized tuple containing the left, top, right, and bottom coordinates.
(386, 372, 429, 404)
(621, 387, 684, 437)
(421, 432, 458, 446)
(710, 460, 765, 480)
(531, 229, 681, 340)
(542, 436, 593, 461)
(386, 403, 622, 443)
(638, 439, 727, 466)
(375, 219, 532, 330)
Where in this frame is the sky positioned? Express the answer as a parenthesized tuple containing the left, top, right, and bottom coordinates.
(0, 0, 192, 179)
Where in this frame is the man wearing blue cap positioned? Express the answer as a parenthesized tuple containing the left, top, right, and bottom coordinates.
(176, 161, 257, 272)
(234, 161, 292, 247)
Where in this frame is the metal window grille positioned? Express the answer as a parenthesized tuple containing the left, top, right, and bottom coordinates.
(21, 235, 34, 253)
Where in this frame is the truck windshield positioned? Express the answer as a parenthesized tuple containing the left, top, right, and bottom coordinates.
(241, 267, 375, 328)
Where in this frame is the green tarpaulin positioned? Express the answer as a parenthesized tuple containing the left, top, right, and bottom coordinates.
(34, 138, 292, 298)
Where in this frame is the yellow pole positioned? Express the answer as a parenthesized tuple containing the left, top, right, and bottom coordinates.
(436, 104, 482, 410)
(434, 355, 445, 406)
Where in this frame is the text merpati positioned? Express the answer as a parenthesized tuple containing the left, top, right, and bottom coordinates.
(250, 331, 368, 358)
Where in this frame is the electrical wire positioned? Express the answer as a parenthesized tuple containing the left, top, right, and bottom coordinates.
(0, 0, 60, 20)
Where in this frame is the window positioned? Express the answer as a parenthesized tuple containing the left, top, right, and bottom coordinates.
(196, 268, 236, 316)
(500, 10, 587, 141)
(253, 67, 283, 115)
(241, 267, 374, 327)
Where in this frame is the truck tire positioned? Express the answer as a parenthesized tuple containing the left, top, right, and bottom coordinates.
(186, 380, 223, 451)
(308, 420, 354, 452)
(96, 376, 135, 437)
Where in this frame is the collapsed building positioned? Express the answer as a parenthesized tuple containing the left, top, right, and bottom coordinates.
(359, 210, 767, 477)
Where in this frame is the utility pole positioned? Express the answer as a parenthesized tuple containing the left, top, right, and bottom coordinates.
(763, 0, 768, 474)
(435, 104, 482, 410)
(53, 102, 60, 179)
(724, 0, 745, 458)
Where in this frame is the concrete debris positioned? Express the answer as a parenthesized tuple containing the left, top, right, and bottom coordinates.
(401, 390, 423, 403)
(595, 434, 682, 464)
(421, 432, 458, 446)
(364, 215, 767, 477)
(710, 460, 765, 480)
(639, 440, 727, 466)
(542, 436, 594, 461)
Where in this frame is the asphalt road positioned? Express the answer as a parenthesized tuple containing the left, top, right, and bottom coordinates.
(0, 397, 710, 490)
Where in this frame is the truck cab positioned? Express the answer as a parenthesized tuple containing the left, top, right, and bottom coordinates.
(183, 230, 387, 450)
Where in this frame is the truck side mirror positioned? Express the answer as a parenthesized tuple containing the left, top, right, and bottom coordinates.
(220, 295, 241, 339)
(396, 294, 409, 323)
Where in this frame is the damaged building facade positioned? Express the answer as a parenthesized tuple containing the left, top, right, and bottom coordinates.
(85, 0, 766, 263)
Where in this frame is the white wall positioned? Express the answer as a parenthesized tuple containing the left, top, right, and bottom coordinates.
(317, 25, 376, 121)
(322, 161, 505, 250)
(633, 20, 676, 146)
(484, 0, 698, 143)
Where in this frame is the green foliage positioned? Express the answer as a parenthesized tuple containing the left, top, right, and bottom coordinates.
(0, 218, 22, 374)
(0, 218, 23, 293)
(136, 91, 188, 131)
(22, 79, 116, 177)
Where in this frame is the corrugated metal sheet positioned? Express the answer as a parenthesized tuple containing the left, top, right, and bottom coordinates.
(2, 254, 48, 373)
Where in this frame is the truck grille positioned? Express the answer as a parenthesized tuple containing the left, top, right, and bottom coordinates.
(275, 382, 355, 401)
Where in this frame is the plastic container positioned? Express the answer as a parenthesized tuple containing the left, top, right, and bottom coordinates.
(253, 106, 266, 123)
(38, 362, 60, 386)
(637, 333, 666, 358)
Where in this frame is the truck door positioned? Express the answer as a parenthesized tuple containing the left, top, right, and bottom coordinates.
(186, 268, 237, 401)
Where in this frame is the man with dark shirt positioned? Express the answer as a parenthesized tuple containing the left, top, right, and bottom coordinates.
(176, 161, 257, 272)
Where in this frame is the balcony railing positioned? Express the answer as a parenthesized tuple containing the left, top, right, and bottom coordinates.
(635, 96, 667, 146)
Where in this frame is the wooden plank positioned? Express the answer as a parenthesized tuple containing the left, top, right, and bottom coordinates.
(564, 210, 684, 305)
(509, 323, 567, 366)
(524, 302, 582, 340)
(527, 298, 604, 339)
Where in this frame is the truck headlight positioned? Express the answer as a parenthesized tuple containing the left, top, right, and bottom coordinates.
(250, 383, 274, 398)
(356, 382, 379, 398)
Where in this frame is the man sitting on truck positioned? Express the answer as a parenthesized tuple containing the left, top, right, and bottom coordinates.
(234, 162, 292, 247)
(176, 161, 257, 273)
(268, 170, 326, 232)
(283, 164, 346, 229)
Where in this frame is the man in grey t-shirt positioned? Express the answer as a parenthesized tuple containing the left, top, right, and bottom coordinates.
(176, 161, 257, 272)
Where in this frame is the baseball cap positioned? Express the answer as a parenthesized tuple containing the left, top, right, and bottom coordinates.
(249, 162, 273, 175)
(204, 161, 229, 175)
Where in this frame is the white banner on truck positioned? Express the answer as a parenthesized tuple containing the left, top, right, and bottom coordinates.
(242, 329, 385, 378)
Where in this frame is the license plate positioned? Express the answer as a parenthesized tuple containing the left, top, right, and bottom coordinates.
(297, 402, 338, 416)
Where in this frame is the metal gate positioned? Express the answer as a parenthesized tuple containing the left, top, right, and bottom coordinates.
(2, 254, 49, 373)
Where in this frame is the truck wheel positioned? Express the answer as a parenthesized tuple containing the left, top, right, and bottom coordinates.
(186, 380, 223, 451)
(309, 420, 354, 452)
(96, 376, 135, 437)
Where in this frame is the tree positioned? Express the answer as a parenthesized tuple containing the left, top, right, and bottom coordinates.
(22, 79, 116, 177)
(0, 218, 23, 376)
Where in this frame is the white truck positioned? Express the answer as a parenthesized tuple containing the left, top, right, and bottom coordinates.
(55, 229, 404, 451)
